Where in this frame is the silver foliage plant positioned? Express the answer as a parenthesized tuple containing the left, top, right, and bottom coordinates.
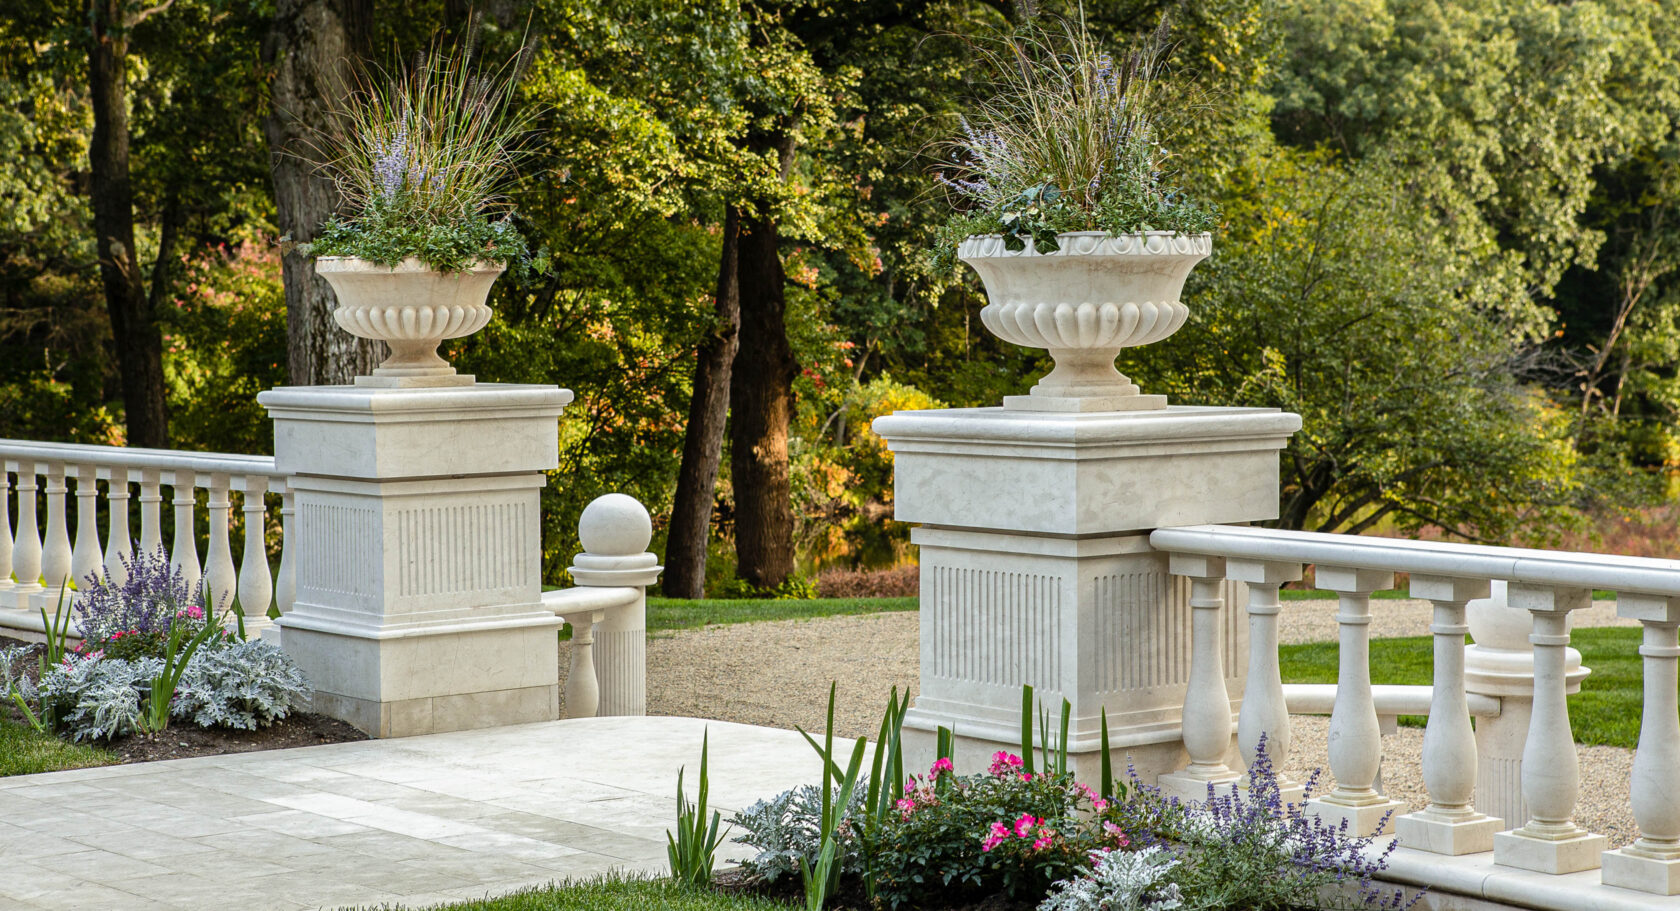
(37, 654, 161, 742)
(28, 639, 311, 741)
(728, 784, 867, 883)
(1038, 846, 1184, 911)
(173, 639, 312, 731)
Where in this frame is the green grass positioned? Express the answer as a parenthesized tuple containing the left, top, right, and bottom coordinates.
(0, 717, 117, 777)
(350, 874, 794, 910)
(554, 594, 919, 640)
(1279, 627, 1654, 748)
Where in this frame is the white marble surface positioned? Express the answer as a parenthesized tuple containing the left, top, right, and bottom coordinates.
(0, 716, 823, 911)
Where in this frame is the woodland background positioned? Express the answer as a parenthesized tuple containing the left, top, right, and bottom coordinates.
(4, 0, 1680, 595)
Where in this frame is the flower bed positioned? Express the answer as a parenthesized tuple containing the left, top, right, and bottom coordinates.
(0, 548, 320, 750)
(676, 686, 1418, 911)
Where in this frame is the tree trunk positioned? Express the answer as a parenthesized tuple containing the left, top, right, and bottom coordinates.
(263, 0, 384, 387)
(87, 0, 168, 447)
(663, 207, 742, 598)
(729, 210, 798, 589)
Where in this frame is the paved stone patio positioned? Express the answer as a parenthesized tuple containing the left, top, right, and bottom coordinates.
(0, 717, 822, 910)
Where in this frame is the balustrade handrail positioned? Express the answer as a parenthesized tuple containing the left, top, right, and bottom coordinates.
(0, 439, 284, 492)
(1152, 523, 1680, 596)
(1150, 521, 1680, 901)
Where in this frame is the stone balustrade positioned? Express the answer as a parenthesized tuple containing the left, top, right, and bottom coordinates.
(0, 440, 292, 634)
(542, 493, 662, 720)
(1151, 523, 1680, 902)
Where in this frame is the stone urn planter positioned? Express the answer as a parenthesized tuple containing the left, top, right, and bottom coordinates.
(315, 257, 505, 387)
(959, 230, 1211, 411)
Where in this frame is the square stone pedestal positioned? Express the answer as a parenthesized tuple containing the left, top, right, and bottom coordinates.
(258, 384, 571, 737)
(1493, 828, 1608, 875)
(1602, 847, 1680, 895)
(1395, 809, 1504, 855)
(873, 405, 1300, 783)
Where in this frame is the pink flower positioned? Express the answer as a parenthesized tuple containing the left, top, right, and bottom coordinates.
(929, 757, 954, 777)
(896, 797, 917, 820)
(1013, 813, 1040, 837)
(185, 605, 203, 620)
(981, 821, 1010, 852)
(1103, 821, 1130, 847)
(1033, 827, 1054, 851)
(989, 752, 1024, 776)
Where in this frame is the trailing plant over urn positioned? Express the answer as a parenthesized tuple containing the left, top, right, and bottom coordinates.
(293, 44, 540, 387)
(934, 17, 1216, 412)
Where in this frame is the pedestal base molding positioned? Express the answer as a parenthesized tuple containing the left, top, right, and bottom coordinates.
(1307, 796, 1406, 838)
(1601, 848, 1680, 895)
(1493, 828, 1608, 875)
(1395, 810, 1504, 856)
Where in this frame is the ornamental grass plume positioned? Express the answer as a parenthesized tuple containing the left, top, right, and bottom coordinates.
(296, 41, 538, 273)
(933, 14, 1216, 264)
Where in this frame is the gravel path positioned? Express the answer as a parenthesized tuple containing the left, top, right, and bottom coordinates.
(559, 601, 1641, 847)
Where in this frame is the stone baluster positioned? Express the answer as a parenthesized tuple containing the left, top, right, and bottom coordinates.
(1602, 594, 1680, 894)
(564, 608, 606, 719)
(203, 473, 236, 618)
(37, 462, 72, 609)
(569, 494, 662, 716)
(103, 470, 132, 586)
(0, 466, 13, 593)
(69, 464, 103, 594)
(1396, 575, 1502, 854)
(236, 477, 274, 631)
(1159, 555, 1241, 802)
(274, 487, 295, 615)
(1306, 566, 1404, 835)
(10, 463, 42, 606)
(171, 475, 201, 589)
(137, 468, 163, 556)
(1492, 585, 1605, 874)
(1228, 558, 1304, 803)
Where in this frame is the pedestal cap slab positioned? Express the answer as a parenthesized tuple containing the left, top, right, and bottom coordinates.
(260, 383, 572, 479)
(872, 405, 1299, 536)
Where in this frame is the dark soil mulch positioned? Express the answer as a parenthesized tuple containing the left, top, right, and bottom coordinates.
(0, 634, 367, 765)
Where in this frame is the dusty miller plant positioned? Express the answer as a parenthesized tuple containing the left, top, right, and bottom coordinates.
(36, 655, 161, 742)
(1038, 846, 1184, 911)
(729, 783, 868, 884)
(173, 639, 311, 730)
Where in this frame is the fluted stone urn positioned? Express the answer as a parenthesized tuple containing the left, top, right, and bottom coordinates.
(959, 230, 1211, 411)
(316, 257, 504, 388)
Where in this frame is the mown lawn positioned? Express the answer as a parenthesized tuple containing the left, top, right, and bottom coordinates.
(1279, 626, 1652, 748)
(0, 716, 116, 777)
(558, 595, 919, 640)
(354, 875, 794, 910)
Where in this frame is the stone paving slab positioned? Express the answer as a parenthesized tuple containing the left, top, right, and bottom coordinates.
(0, 717, 824, 911)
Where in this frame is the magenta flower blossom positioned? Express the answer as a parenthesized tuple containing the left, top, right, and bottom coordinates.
(981, 820, 1010, 852)
(1013, 812, 1040, 837)
(929, 757, 954, 777)
(988, 751, 1025, 777)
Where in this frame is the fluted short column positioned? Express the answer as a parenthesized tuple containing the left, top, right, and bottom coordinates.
(1228, 558, 1303, 803)
(1397, 575, 1502, 854)
(568, 494, 660, 717)
(1601, 595, 1680, 894)
(274, 488, 295, 615)
(1306, 565, 1405, 836)
(1160, 554, 1241, 802)
(1493, 584, 1606, 874)
(10, 464, 42, 605)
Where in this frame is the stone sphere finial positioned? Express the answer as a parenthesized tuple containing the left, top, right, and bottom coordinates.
(578, 493, 652, 557)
